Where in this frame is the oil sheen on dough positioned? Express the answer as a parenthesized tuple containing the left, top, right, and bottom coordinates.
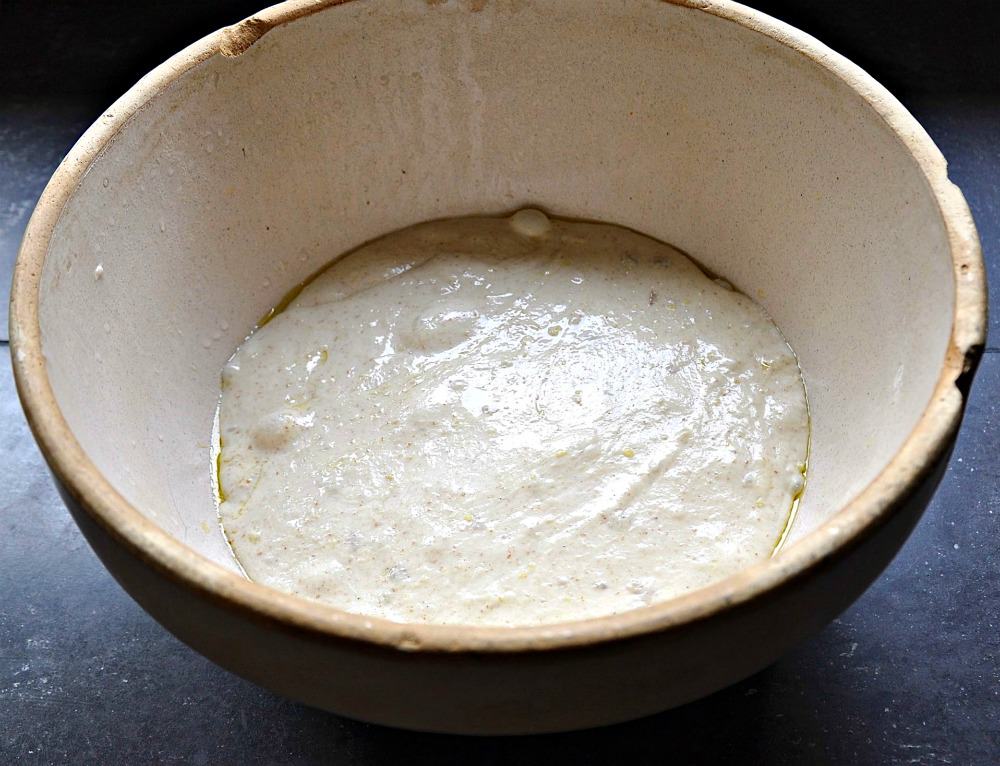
(217, 210, 809, 627)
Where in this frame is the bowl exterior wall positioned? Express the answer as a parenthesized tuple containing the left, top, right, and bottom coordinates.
(55, 447, 949, 734)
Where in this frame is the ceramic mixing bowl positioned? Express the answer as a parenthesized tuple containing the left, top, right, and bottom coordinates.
(10, 0, 986, 734)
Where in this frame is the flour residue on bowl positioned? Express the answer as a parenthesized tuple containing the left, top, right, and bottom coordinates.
(214, 210, 809, 626)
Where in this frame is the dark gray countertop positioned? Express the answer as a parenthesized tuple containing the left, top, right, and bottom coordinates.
(1, 2, 998, 763)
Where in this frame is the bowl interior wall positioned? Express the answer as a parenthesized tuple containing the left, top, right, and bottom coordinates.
(38, 0, 953, 573)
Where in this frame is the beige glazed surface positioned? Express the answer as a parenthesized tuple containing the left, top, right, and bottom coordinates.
(9, 0, 985, 734)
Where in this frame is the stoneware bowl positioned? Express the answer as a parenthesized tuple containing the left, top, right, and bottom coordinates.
(10, 0, 986, 734)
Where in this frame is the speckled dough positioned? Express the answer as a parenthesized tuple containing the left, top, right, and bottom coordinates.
(217, 211, 808, 626)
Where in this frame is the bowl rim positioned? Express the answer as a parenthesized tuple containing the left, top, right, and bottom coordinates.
(9, 0, 986, 654)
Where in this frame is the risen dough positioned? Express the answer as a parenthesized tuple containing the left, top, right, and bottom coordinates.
(218, 210, 808, 626)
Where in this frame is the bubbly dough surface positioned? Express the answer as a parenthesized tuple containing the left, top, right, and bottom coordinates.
(218, 211, 808, 626)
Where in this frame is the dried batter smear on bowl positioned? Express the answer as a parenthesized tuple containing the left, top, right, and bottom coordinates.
(215, 209, 809, 627)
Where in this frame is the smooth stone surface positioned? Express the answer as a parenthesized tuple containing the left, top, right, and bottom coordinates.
(1, 1, 997, 762)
